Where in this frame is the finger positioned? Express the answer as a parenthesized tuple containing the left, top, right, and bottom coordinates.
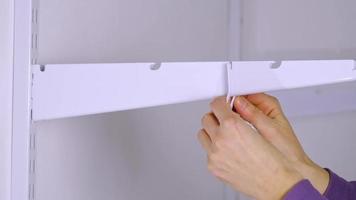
(201, 113, 219, 139)
(234, 96, 276, 136)
(245, 93, 284, 119)
(198, 129, 213, 153)
(210, 97, 235, 124)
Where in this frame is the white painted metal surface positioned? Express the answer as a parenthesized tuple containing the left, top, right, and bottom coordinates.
(11, 0, 33, 199)
(32, 62, 227, 121)
(32, 60, 356, 121)
(229, 60, 356, 95)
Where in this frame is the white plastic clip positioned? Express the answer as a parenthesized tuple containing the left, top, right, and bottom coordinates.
(226, 61, 235, 109)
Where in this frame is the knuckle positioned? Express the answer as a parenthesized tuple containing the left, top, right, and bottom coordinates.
(201, 113, 213, 126)
(201, 114, 208, 125)
(270, 96, 281, 105)
(207, 161, 218, 173)
(221, 117, 237, 128)
(214, 139, 227, 149)
(207, 163, 215, 172)
(210, 97, 224, 107)
(207, 165, 221, 178)
(248, 104, 259, 115)
(270, 125, 281, 134)
(249, 107, 261, 121)
(208, 153, 220, 163)
(211, 169, 223, 178)
(207, 163, 224, 178)
(197, 129, 205, 139)
(210, 99, 218, 108)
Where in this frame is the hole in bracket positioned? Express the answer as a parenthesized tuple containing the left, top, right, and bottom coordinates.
(270, 61, 282, 69)
(40, 65, 46, 72)
(150, 63, 161, 71)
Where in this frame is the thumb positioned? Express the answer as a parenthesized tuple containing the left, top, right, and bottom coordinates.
(234, 96, 276, 138)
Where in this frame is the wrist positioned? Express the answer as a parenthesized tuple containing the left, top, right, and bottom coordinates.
(278, 168, 304, 200)
(293, 156, 329, 194)
(261, 166, 303, 200)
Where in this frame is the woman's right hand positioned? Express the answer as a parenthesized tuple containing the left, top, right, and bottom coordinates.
(234, 94, 330, 194)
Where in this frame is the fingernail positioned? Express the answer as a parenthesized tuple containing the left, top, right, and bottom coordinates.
(237, 96, 248, 110)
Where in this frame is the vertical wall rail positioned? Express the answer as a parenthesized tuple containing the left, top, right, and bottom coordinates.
(11, 0, 33, 199)
(31, 0, 39, 65)
(28, 0, 39, 199)
(28, 124, 37, 200)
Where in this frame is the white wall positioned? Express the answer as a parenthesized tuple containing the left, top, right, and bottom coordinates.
(38, 0, 230, 64)
(35, 101, 226, 200)
(291, 111, 356, 181)
(0, 0, 14, 200)
(241, 0, 356, 61)
(37, 0, 356, 64)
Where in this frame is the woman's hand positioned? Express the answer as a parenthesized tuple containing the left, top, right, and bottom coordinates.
(198, 97, 302, 200)
(234, 94, 330, 194)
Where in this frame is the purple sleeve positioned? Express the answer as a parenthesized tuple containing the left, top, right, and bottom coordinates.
(284, 169, 356, 200)
(284, 180, 327, 200)
(324, 169, 356, 200)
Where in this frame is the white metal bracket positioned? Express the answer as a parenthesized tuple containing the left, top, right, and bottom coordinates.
(31, 60, 356, 121)
(228, 60, 356, 95)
